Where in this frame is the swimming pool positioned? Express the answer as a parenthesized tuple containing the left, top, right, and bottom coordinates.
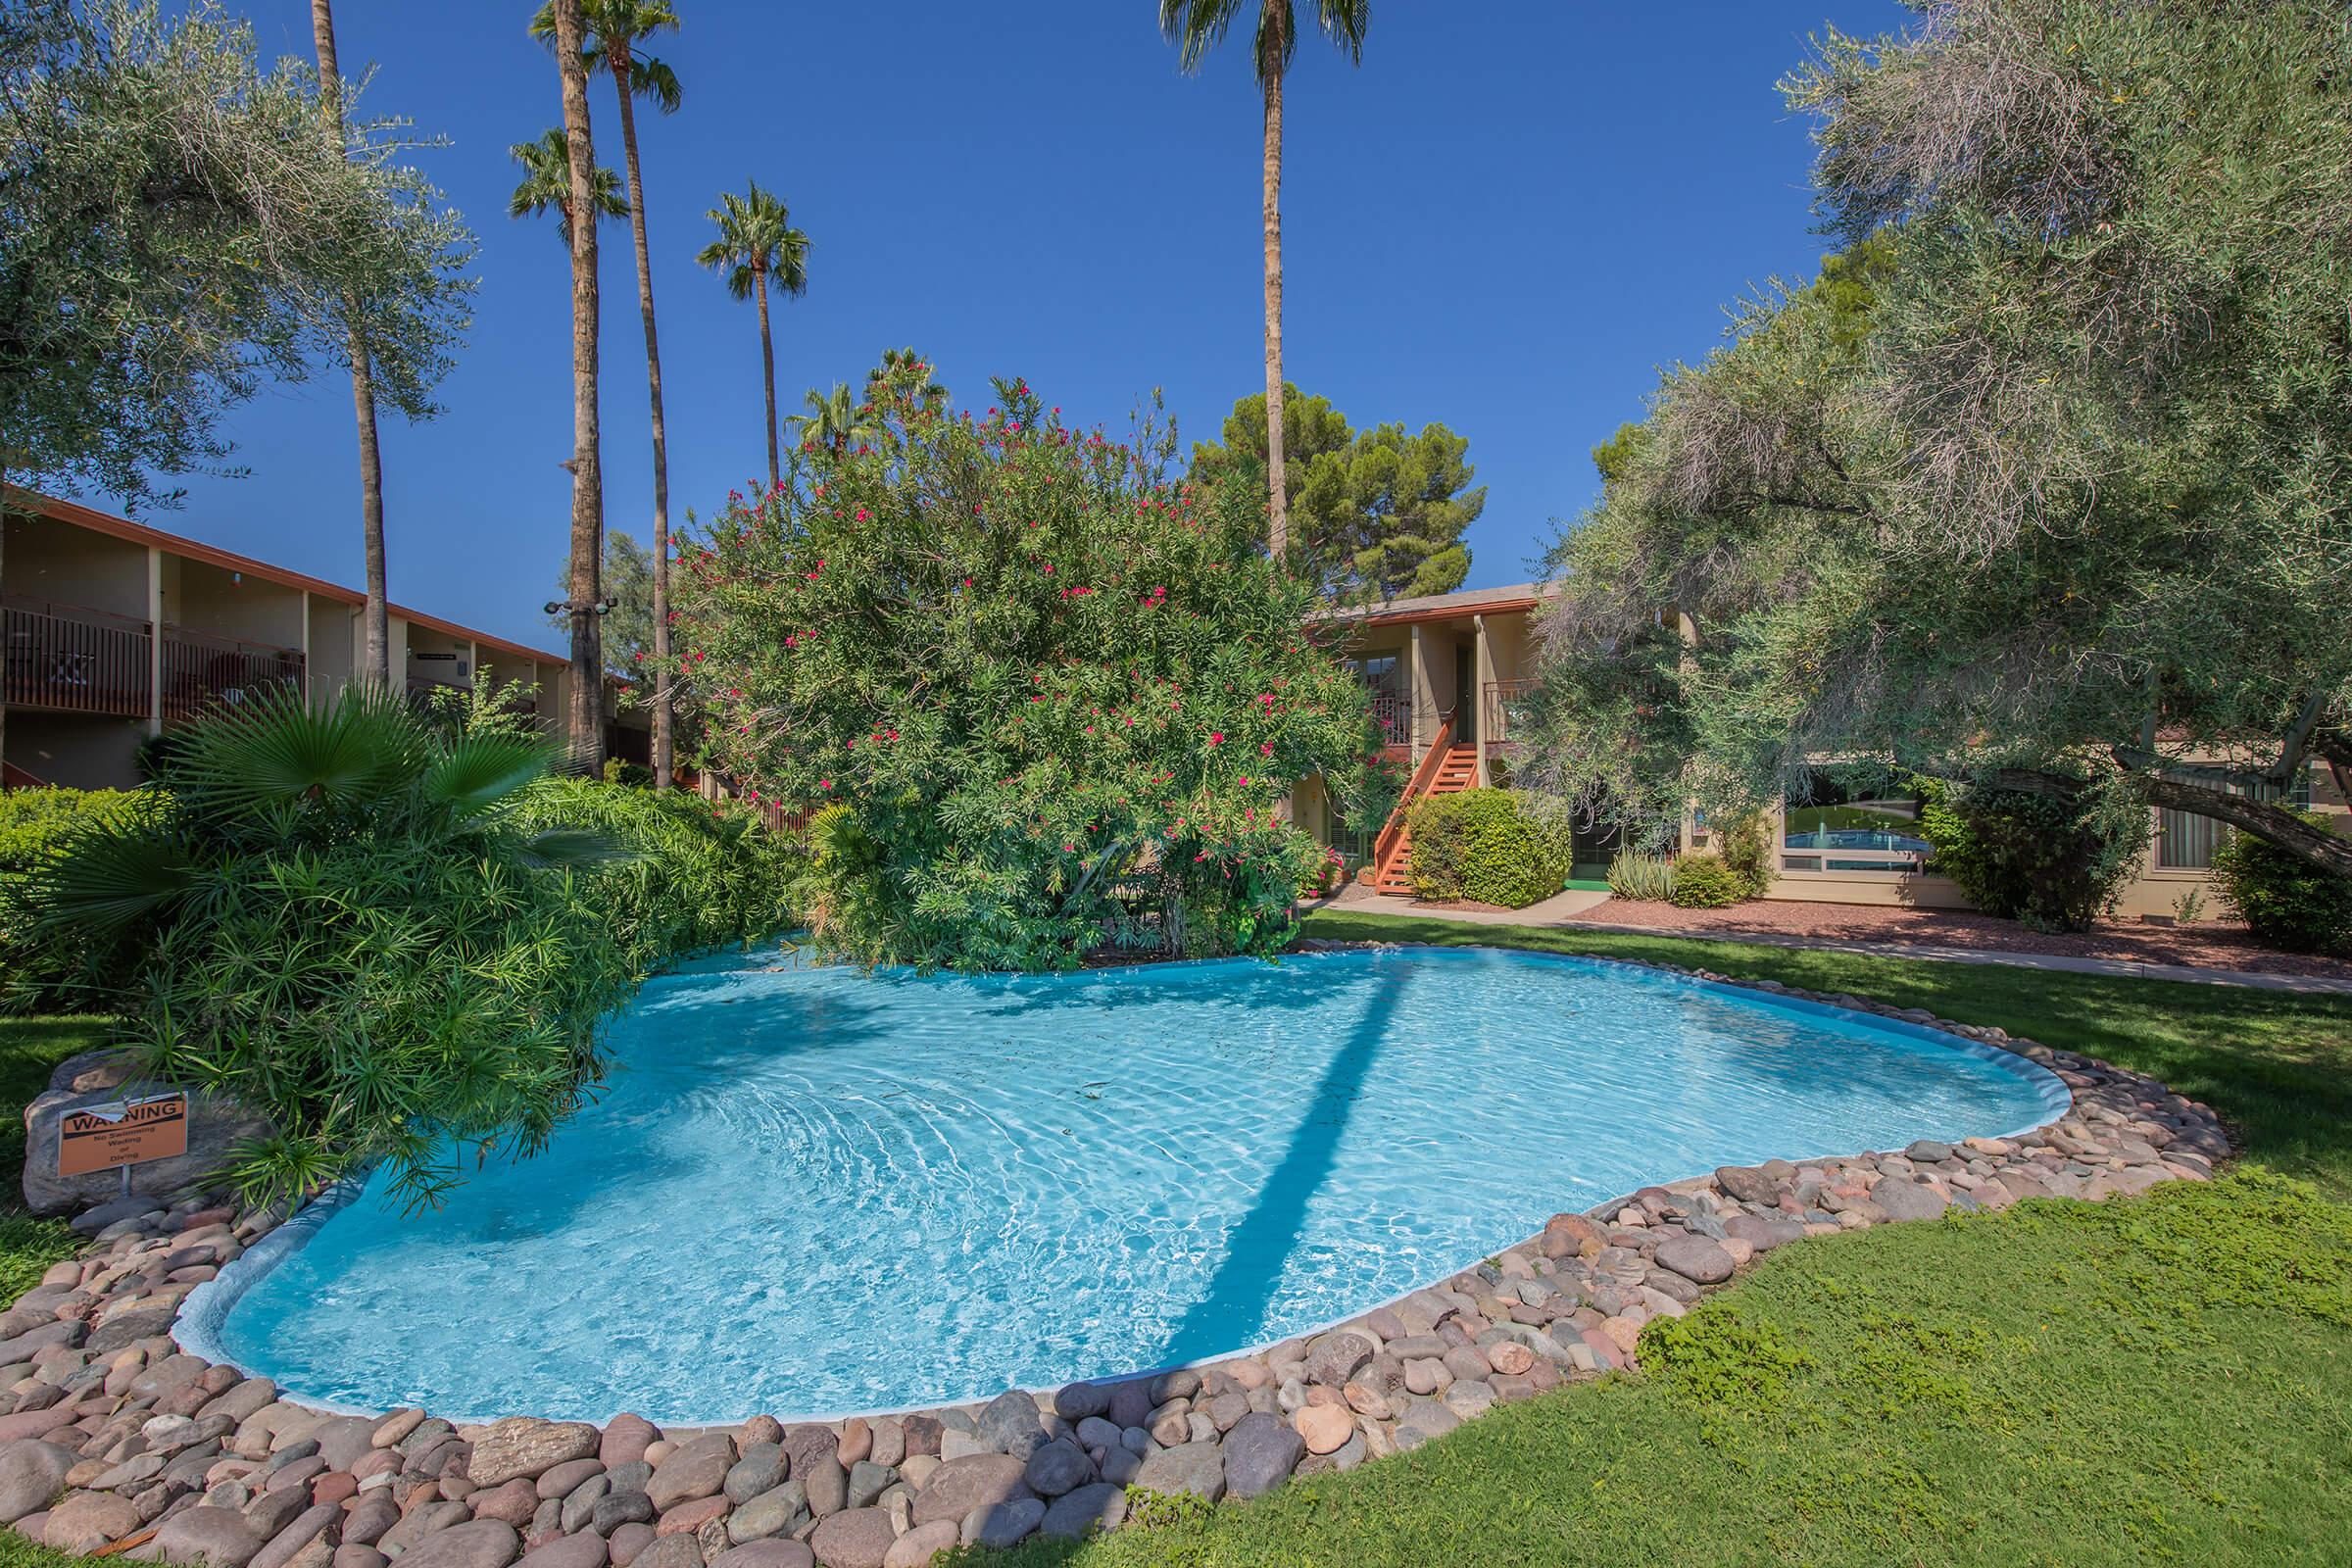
(184, 946, 2064, 1423)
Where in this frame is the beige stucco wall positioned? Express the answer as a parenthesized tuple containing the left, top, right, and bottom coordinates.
(4, 712, 145, 790)
(306, 597, 356, 705)
(161, 557, 305, 649)
(3, 517, 148, 620)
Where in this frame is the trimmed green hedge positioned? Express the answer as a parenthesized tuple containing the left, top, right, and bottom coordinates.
(1668, 853, 1747, 907)
(0, 787, 156, 1013)
(1403, 789, 1572, 908)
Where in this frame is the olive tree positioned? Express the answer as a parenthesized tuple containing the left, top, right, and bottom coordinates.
(1526, 0, 2352, 880)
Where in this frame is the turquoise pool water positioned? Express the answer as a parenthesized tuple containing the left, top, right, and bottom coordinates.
(189, 947, 2063, 1422)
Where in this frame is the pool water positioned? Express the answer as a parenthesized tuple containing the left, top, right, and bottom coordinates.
(190, 946, 2062, 1422)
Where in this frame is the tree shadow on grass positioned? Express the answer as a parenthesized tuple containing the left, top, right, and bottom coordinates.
(1148, 963, 1411, 1371)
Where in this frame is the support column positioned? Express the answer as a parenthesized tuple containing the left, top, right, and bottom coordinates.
(1408, 623, 1427, 760)
(299, 592, 313, 707)
(1473, 613, 1494, 787)
(144, 549, 162, 737)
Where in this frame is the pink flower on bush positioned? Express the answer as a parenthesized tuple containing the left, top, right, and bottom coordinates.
(1208, 732, 1223, 745)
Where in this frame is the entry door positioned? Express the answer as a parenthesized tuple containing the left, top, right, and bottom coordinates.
(1454, 641, 1476, 745)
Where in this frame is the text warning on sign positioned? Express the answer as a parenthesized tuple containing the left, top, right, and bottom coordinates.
(58, 1093, 188, 1178)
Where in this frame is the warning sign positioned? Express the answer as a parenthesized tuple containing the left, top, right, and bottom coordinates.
(58, 1093, 188, 1178)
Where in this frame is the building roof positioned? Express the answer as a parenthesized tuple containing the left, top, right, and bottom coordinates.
(7, 489, 569, 666)
(1322, 580, 1560, 629)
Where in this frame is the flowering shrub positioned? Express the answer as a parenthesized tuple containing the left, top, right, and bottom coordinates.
(672, 374, 1390, 969)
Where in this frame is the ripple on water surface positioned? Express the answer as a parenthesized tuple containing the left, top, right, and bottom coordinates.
(204, 946, 2061, 1421)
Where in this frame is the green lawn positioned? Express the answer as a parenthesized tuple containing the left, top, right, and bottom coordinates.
(964, 911, 2352, 1568)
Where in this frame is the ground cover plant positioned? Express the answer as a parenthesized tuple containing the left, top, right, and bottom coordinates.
(954, 908, 2352, 1566)
(20, 688, 793, 1210)
(671, 372, 1389, 970)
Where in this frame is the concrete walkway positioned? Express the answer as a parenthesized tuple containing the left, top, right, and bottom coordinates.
(1314, 885, 2352, 997)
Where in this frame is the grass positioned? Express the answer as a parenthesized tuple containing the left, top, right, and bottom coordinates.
(959, 910, 2352, 1568)
(0, 1015, 103, 1301)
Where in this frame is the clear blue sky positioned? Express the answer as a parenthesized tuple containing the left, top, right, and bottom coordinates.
(123, 0, 1907, 656)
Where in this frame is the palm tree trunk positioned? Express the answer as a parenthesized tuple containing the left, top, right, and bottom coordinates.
(756, 271, 780, 491)
(1260, 58, 1288, 564)
(610, 51, 672, 791)
(552, 0, 605, 772)
(310, 0, 390, 691)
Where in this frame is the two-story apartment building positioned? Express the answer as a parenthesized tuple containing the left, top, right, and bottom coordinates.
(1, 491, 613, 791)
(1299, 580, 2350, 919)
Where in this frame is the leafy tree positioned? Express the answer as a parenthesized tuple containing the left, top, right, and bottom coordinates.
(1527, 2, 2352, 884)
(1192, 385, 1482, 602)
(865, 347, 949, 418)
(530, 0, 684, 791)
(698, 181, 809, 491)
(549, 529, 655, 674)
(1161, 0, 1369, 560)
(507, 128, 626, 242)
(0, 0, 473, 508)
(670, 375, 1390, 970)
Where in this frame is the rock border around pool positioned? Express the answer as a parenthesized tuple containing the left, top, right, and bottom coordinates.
(0, 946, 2230, 1568)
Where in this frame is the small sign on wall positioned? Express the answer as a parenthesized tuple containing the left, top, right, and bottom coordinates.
(58, 1092, 188, 1178)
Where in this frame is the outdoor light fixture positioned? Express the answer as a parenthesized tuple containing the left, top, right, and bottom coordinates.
(544, 597, 620, 617)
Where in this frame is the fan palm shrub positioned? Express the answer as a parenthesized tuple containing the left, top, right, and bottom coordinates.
(26, 688, 637, 1210)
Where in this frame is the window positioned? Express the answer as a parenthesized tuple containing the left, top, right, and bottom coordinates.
(2157, 768, 2313, 869)
(1782, 767, 1931, 873)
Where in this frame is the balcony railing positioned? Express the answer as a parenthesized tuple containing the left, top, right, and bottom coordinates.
(1363, 686, 1408, 749)
(161, 625, 304, 725)
(2, 597, 154, 719)
(1482, 678, 1533, 748)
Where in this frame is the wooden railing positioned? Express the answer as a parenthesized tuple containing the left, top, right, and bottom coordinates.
(1482, 678, 1533, 747)
(161, 625, 304, 725)
(1365, 688, 1408, 749)
(1369, 710, 1455, 882)
(1, 759, 48, 790)
(2, 596, 154, 718)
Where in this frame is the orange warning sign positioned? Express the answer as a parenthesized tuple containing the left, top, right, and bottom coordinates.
(57, 1094, 188, 1178)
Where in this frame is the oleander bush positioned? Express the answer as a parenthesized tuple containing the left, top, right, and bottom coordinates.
(2211, 810, 2352, 955)
(1668, 852, 1747, 907)
(23, 688, 794, 1208)
(1402, 788, 1572, 908)
(670, 372, 1390, 969)
(1606, 849, 1678, 903)
(0, 786, 156, 1013)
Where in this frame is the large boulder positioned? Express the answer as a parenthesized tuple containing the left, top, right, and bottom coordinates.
(21, 1050, 271, 1216)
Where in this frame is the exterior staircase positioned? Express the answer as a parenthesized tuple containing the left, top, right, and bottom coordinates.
(1370, 733, 1479, 896)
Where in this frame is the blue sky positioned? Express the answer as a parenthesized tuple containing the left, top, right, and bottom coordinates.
(121, 0, 1908, 655)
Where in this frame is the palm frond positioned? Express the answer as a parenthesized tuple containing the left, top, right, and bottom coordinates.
(515, 827, 641, 871)
(33, 829, 203, 934)
(168, 686, 429, 816)
(423, 735, 555, 818)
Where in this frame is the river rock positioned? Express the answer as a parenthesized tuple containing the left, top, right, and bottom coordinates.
(645, 1436, 734, 1511)
(0, 1439, 75, 1523)
(1303, 1332, 1374, 1387)
(907, 1454, 1028, 1528)
(1038, 1482, 1125, 1542)
(516, 1534, 609, 1568)
(723, 1446, 787, 1506)
(708, 1544, 813, 1568)
(1221, 1412, 1302, 1497)
(395, 1520, 522, 1568)
(1130, 1441, 1223, 1503)
(1018, 1441, 1090, 1499)
(22, 1053, 273, 1216)
(154, 1504, 271, 1568)
(468, 1421, 601, 1488)
(726, 1481, 806, 1544)
(961, 1496, 1044, 1549)
(1872, 1178, 1950, 1221)
(973, 1392, 1046, 1461)
(807, 1507, 894, 1568)
(881, 1522, 958, 1567)
(44, 1489, 143, 1552)
(1653, 1236, 1736, 1285)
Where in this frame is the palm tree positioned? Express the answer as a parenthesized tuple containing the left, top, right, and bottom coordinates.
(529, 0, 683, 792)
(309, 0, 391, 688)
(1161, 0, 1368, 564)
(508, 129, 627, 243)
(786, 383, 884, 456)
(865, 347, 949, 419)
(548, 0, 607, 772)
(698, 183, 809, 491)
